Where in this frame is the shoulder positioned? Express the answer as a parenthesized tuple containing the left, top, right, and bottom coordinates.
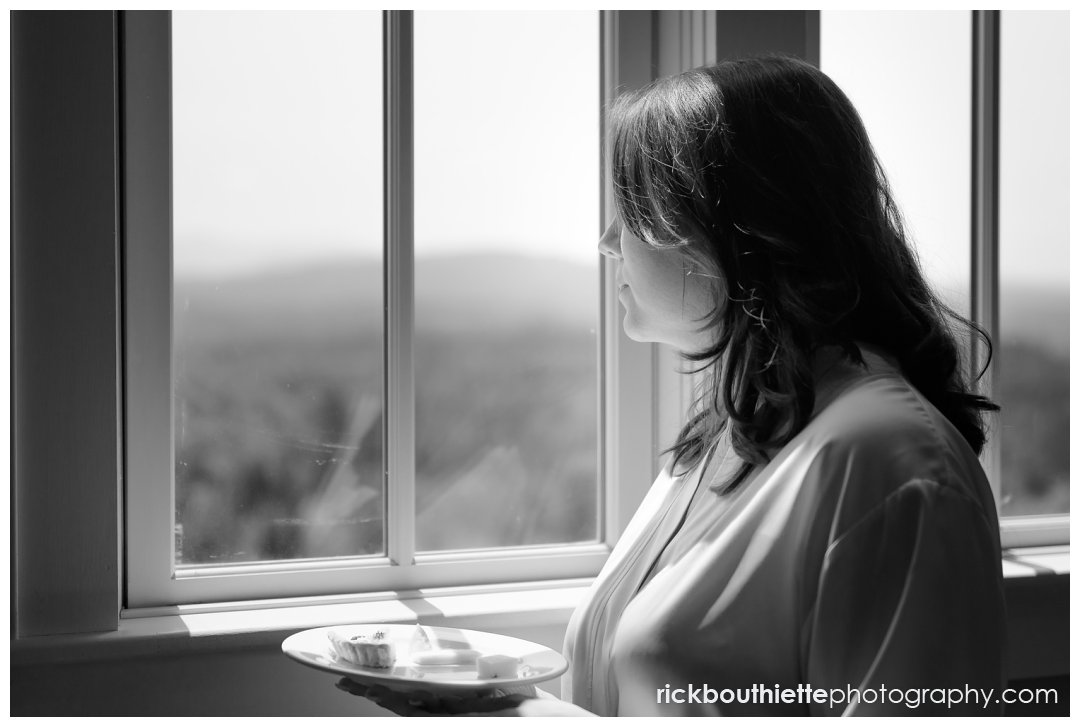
(812, 373, 945, 449)
(807, 373, 979, 483)
(795, 373, 997, 538)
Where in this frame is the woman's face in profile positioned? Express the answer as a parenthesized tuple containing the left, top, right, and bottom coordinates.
(598, 218, 719, 352)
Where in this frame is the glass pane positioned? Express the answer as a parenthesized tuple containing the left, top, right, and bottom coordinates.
(998, 11, 1069, 517)
(821, 12, 972, 317)
(413, 11, 601, 551)
(172, 12, 384, 564)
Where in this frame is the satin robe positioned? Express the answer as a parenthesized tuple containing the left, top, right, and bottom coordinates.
(562, 347, 1005, 716)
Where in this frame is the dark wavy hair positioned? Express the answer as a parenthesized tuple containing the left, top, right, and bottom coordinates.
(609, 55, 999, 493)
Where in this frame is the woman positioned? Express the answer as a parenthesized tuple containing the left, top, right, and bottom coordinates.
(351, 55, 1006, 717)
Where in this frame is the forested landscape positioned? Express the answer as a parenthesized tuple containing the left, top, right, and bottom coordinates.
(174, 256, 1068, 564)
(174, 255, 599, 563)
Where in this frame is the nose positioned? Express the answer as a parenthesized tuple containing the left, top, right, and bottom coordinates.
(598, 219, 621, 259)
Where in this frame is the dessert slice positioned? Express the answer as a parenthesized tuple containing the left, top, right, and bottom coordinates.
(328, 629, 397, 668)
(406, 624, 481, 665)
(409, 624, 433, 655)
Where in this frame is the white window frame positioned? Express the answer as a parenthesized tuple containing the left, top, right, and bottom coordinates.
(122, 10, 673, 610)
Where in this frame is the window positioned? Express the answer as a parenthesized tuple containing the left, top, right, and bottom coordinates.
(171, 12, 386, 565)
(411, 12, 601, 551)
(821, 11, 971, 316)
(168, 10, 604, 566)
(12, 9, 1066, 642)
(820, 10, 1069, 547)
(127, 9, 1067, 610)
(997, 11, 1069, 520)
(124, 10, 664, 609)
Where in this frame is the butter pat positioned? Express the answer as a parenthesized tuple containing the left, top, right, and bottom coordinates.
(411, 648, 480, 666)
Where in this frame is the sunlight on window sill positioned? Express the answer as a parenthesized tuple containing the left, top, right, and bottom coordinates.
(12, 579, 593, 665)
(1000, 545, 1069, 578)
(12, 550, 1068, 668)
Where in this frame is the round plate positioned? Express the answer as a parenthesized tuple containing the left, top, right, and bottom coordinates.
(281, 624, 569, 693)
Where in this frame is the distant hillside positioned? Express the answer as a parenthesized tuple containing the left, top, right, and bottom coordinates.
(415, 253, 599, 331)
(998, 285, 1069, 357)
(175, 253, 1066, 351)
(175, 253, 598, 341)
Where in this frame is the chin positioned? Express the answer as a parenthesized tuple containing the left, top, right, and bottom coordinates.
(622, 321, 671, 347)
(622, 313, 698, 350)
(620, 316, 651, 343)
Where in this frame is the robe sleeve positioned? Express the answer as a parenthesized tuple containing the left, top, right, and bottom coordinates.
(804, 478, 1006, 716)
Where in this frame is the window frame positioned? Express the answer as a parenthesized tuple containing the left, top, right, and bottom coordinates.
(122, 9, 666, 610)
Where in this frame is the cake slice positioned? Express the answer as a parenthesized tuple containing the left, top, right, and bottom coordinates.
(409, 624, 433, 655)
(328, 629, 397, 668)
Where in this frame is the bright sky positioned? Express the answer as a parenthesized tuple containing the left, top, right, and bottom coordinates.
(822, 11, 973, 305)
(822, 10, 1070, 295)
(174, 10, 1069, 291)
(998, 10, 1071, 291)
(172, 10, 601, 276)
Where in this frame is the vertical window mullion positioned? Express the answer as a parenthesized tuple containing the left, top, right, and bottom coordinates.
(971, 9, 1001, 502)
(603, 10, 661, 540)
(384, 10, 416, 566)
(598, 9, 611, 548)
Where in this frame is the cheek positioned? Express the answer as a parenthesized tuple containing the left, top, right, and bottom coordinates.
(684, 278, 720, 320)
(625, 247, 685, 295)
(654, 261, 706, 315)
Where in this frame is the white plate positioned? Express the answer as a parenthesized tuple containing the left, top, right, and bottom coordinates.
(281, 624, 569, 693)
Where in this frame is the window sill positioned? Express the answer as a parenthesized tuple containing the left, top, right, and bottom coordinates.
(12, 547, 1068, 676)
(11, 578, 592, 666)
(1000, 544, 1069, 577)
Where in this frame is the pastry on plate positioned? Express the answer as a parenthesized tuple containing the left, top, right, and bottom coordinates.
(328, 629, 396, 668)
